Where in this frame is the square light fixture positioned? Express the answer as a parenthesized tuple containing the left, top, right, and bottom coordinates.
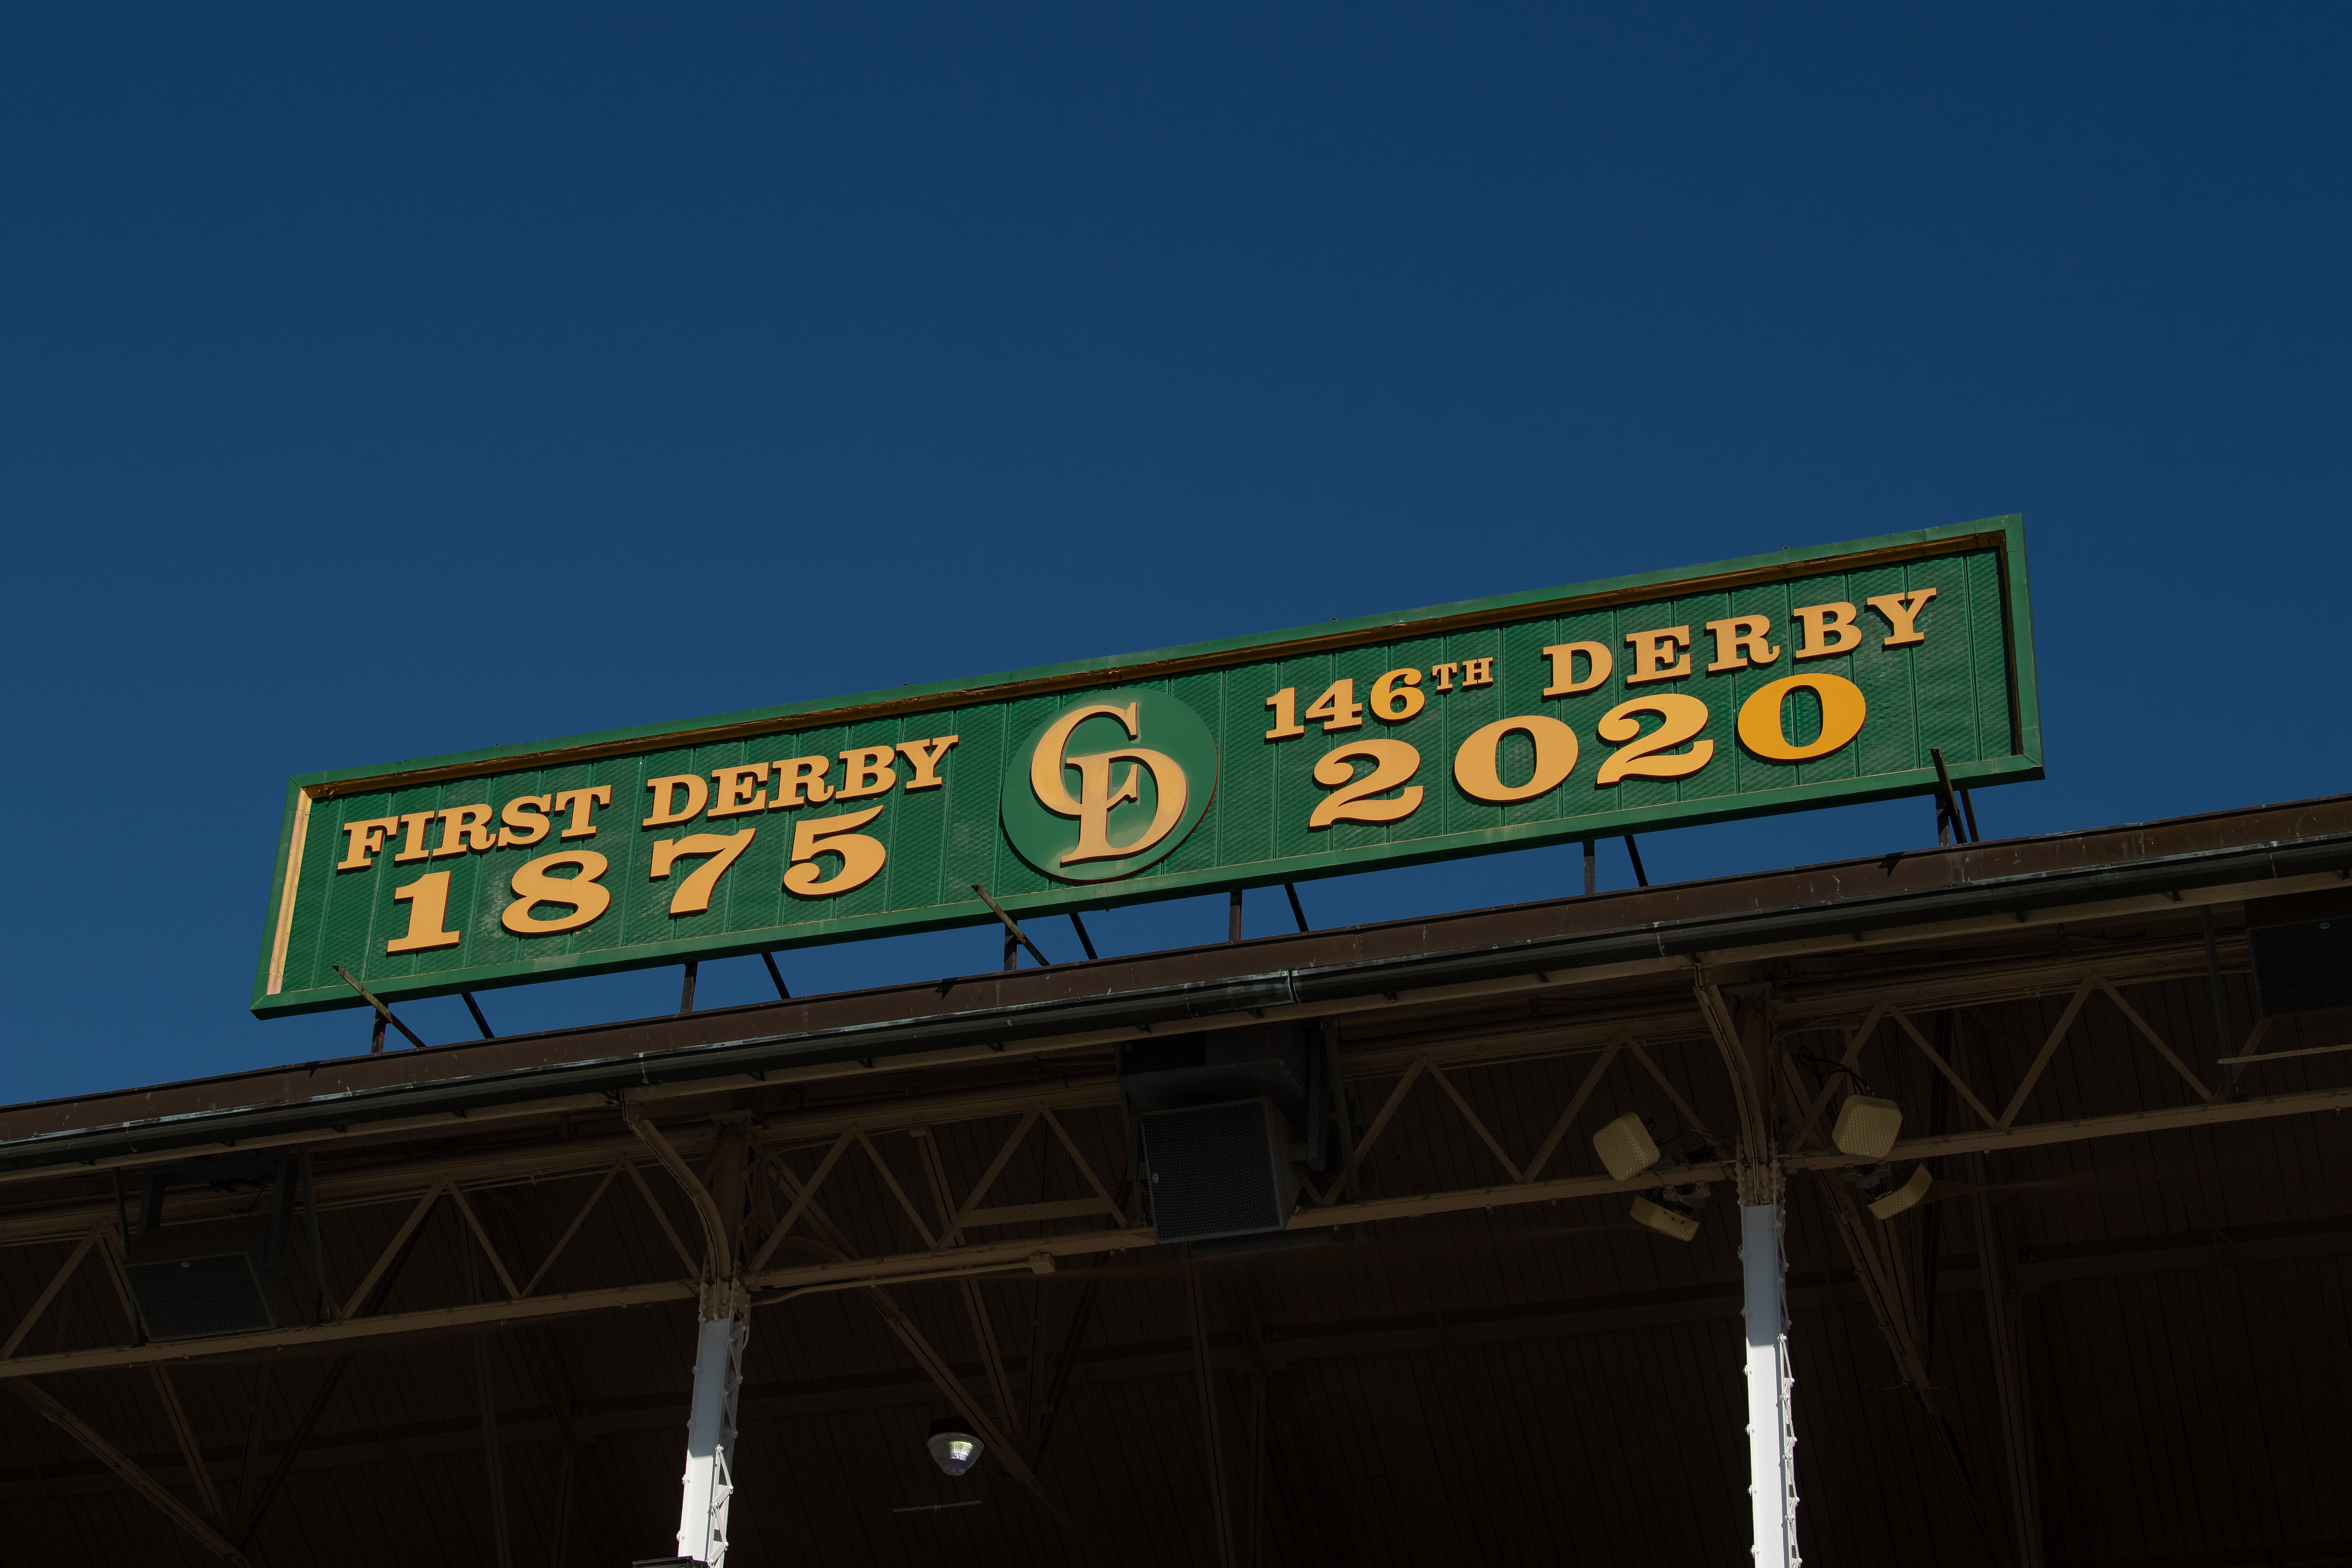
(1593, 1111, 1661, 1180)
(1831, 1094, 1903, 1159)
(1867, 1165, 1933, 1220)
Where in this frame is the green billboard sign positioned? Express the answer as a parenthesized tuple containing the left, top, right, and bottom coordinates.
(255, 516, 2042, 1017)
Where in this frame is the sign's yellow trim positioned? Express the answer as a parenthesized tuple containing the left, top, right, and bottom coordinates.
(266, 790, 311, 998)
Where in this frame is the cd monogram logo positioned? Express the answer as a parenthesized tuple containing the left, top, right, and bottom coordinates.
(1001, 689, 1219, 882)
(1029, 703, 1188, 865)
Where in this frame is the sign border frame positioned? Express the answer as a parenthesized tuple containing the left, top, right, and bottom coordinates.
(253, 514, 2042, 1016)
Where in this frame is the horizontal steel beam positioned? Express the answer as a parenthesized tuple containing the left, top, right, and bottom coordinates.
(0, 943, 2311, 1255)
(0, 1229, 1148, 1381)
(1783, 1079, 2352, 1167)
(5, 797, 2345, 1178)
(11, 1079, 2349, 1380)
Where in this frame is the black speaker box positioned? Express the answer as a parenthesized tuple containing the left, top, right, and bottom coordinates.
(122, 1153, 294, 1342)
(2246, 887, 2352, 1019)
(1140, 1097, 1301, 1244)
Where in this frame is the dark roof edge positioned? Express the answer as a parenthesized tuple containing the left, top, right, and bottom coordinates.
(8, 794, 2351, 1176)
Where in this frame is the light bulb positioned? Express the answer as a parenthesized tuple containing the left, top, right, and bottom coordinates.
(926, 1417, 984, 1476)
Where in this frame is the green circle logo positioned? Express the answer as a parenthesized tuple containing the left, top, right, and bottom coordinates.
(1001, 688, 1220, 883)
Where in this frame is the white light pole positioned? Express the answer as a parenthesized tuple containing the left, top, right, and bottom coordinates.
(1696, 980, 1801, 1568)
(676, 1285, 750, 1568)
(1740, 1199, 1799, 1566)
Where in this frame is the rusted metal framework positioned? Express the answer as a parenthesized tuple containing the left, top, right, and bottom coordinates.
(3, 796, 2350, 1565)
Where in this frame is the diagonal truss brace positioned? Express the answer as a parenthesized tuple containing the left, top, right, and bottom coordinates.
(1315, 1031, 1723, 1205)
(1793, 974, 2220, 1141)
(8, 1379, 252, 1565)
(751, 1104, 1124, 1275)
(0, 1228, 103, 1361)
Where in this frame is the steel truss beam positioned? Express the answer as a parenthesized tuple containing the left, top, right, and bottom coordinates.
(1, 903, 2339, 1563)
(0, 858, 2315, 1202)
(0, 1065, 2340, 1386)
(0, 935, 2262, 1263)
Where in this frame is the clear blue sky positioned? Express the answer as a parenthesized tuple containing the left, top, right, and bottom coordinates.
(2, 5, 2344, 1102)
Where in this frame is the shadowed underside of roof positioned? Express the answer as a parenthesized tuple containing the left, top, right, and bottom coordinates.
(2, 796, 2349, 1567)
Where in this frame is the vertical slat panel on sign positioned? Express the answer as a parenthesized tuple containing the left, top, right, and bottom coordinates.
(1217, 662, 1278, 872)
(1964, 548, 2012, 761)
(1847, 564, 1919, 780)
(985, 696, 1054, 897)
(1677, 588, 1745, 802)
(1492, 614, 1560, 830)
(885, 707, 953, 917)
(1267, 651, 1326, 866)
(312, 798, 377, 993)
(945, 698, 1009, 898)
(1912, 553, 1980, 765)
(1791, 569, 1857, 791)
(1429, 627, 1493, 838)
(1377, 630, 1444, 843)
(1164, 670, 1228, 880)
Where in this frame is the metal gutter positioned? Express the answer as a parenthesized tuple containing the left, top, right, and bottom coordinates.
(5, 793, 2350, 1176)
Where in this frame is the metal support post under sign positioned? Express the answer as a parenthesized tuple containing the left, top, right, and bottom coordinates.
(1696, 979, 1800, 1568)
(1740, 1200, 1800, 1566)
(677, 1285, 749, 1568)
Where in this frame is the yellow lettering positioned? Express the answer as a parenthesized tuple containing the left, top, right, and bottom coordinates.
(1429, 663, 1459, 692)
(1704, 615, 1780, 673)
(1540, 642, 1612, 697)
(337, 817, 400, 871)
(497, 795, 552, 848)
(432, 804, 496, 856)
(552, 786, 611, 839)
(1737, 673, 1868, 761)
(784, 806, 889, 897)
(837, 746, 899, 800)
(1865, 588, 1938, 648)
(1461, 657, 1494, 689)
(1595, 694, 1714, 784)
(501, 851, 612, 935)
(1452, 716, 1579, 803)
(1308, 741, 1422, 829)
(771, 755, 835, 807)
(708, 763, 770, 819)
(1369, 667, 1426, 722)
(642, 773, 710, 827)
(392, 811, 437, 863)
(1264, 689, 1305, 740)
(387, 870, 463, 953)
(1792, 602, 1863, 660)
(1624, 627, 1692, 685)
(1303, 679, 1364, 732)
(1027, 703, 1189, 866)
(649, 829, 758, 915)
(896, 735, 961, 789)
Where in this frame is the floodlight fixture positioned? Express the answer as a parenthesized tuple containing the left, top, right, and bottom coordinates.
(926, 1417, 983, 1477)
(1843, 1161, 1933, 1220)
(1630, 1195, 1700, 1242)
(1831, 1094, 1904, 1159)
(1867, 1165, 1933, 1220)
(1629, 1171, 1711, 1242)
(1592, 1112, 1661, 1181)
